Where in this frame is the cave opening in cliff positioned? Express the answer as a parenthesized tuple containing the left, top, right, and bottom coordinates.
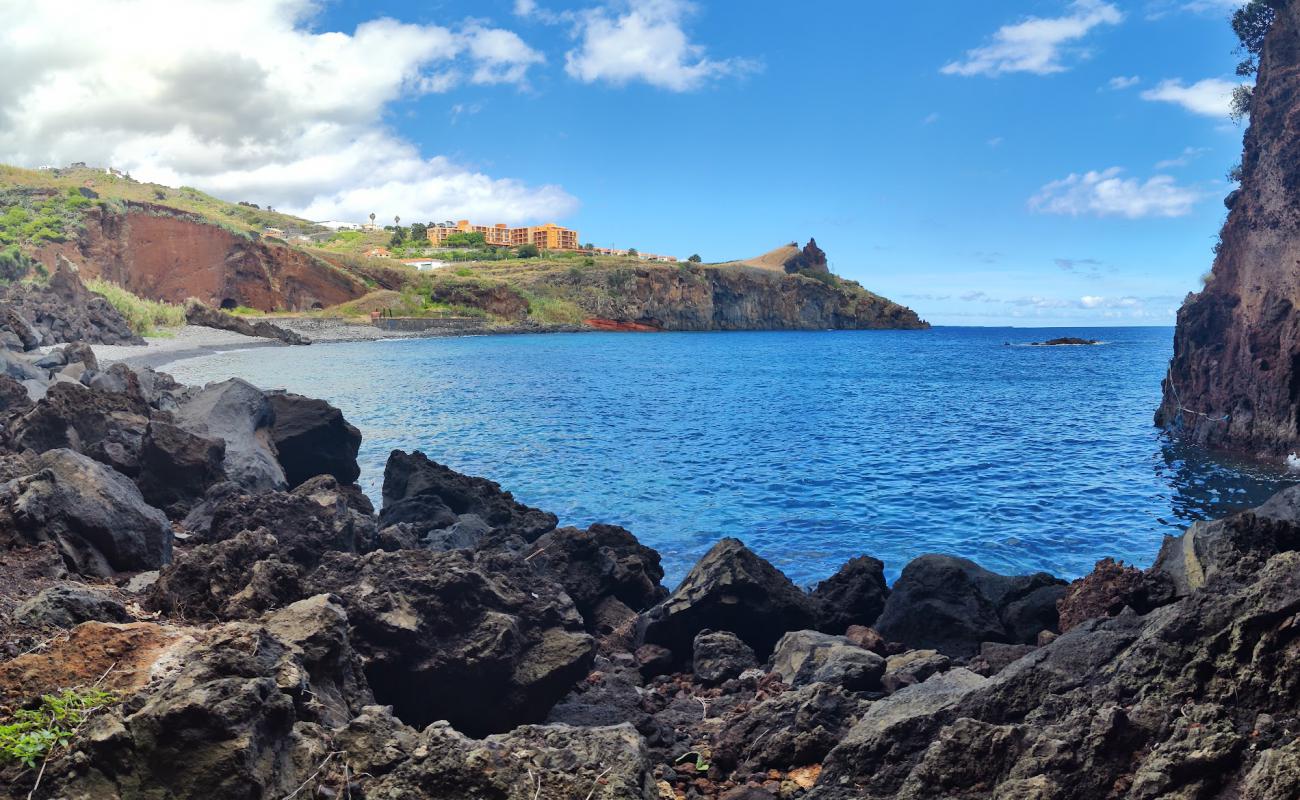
(219, 298, 238, 310)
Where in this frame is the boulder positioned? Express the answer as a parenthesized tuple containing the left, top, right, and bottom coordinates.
(185, 300, 311, 345)
(712, 682, 868, 775)
(265, 390, 361, 487)
(2, 306, 39, 350)
(305, 547, 596, 736)
(174, 378, 285, 493)
(379, 449, 557, 540)
(880, 649, 951, 693)
(9, 380, 152, 473)
(1057, 557, 1154, 632)
(769, 630, 885, 691)
(13, 584, 131, 628)
(421, 513, 492, 550)
(873, 554, 1065, 657)
(194, 480, 377, 565)
(811, 555, 889, 633)
(0, 373, 33, 415)
(135, 420, 227, 517)
(0, 448, 171, 576)
(362, 721, 657, 800)
(0, 257, 143, 347)
(528, 523, 668, 623)
(692, 630, 758, 685)
(150, 529, 301, 620)
(968, 642, 1037, 677)
(641, 538, 817, 663)
(262, 594, 372, 727)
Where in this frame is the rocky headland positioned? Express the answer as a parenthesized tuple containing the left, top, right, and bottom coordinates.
(0, 281, 1297, 798)
(1158, 1, 1300, 456)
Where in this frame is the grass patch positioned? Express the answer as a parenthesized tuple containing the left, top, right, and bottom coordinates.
(86, 278, 186, 335)
(525, 294, 585, 325)
(0, 688, 117, 769)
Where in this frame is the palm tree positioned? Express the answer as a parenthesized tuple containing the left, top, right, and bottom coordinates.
(369, 212, 376, 227)
(394, 215, 401, 227)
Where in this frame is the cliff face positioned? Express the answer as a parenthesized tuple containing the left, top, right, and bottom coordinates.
(536, 265, 928, 331)
(36, 204, 367, 312)
(1158, 3, 1300, 454)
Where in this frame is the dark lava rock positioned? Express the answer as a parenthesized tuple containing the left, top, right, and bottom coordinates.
(880, 649, 952, 693)
(379, 449, 557, 540)
(266, 390, 360, 487)
(811, 555, 889, 633)
(150, 529, 301, 619)
(874, 554, 1065, 657)
(0, 374, 33, 415)
(196, 480, 377, 566)
(1028, 337, 1099, 346)
(262, 594, 373, 728)
(0, 258, 143, 348)
(528, 523, 668, 624)
(361, 720, 657, 799)
(712, 682, 868, 775)
(967, 642, 1037, 677)
(783, 237, 830, 276)
(8, 380, 151, 471)
(693, 630, 758, 685)
(0, 448, 171, 576)
(305, 546, 596, 736)
(174, 378, 286, 493)
(1057, 556, 1154, 632)
(769, 629, 885, 691)
(641, 538, 817, 663)
(14, 584, 131, 628)
(185, 300, 311, 345)
(135, 420, 226, 517)
(635, 643, 674, 679)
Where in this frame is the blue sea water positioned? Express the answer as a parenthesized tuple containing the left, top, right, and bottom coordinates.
(167, 327, 1295, 587)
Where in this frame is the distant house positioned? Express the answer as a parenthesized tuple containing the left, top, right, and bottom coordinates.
(263, 227, 285, 238)
(316, 221, 362, 231)
(365, 247, 391, 259)
(401, 258, 449, 272)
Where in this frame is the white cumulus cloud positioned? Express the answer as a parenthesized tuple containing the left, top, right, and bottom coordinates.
(1140, 78, 1243, 117)
(0, 0, 574, 224)
(1028, 167, 1202, 218)
(564, 0, 759, 91)
(942, 0, 1123, 77)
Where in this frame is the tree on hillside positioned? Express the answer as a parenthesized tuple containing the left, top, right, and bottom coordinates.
(688, 254, 702, 263)
(627, 248, 639, 257)
(1233, 0, 1282, 75)
(517, 243, 540, 258)
(409, 222, 427, 242)
(0, 247, 32, 282)
(389, 227, 407, 247)
(444, 231, 486, 247)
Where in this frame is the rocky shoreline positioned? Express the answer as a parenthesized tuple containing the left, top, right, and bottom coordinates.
(1, 309, 1299, 798)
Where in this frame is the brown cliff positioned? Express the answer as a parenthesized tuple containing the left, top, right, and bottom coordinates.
(1158, 2, 1300, 455)
(36, 203, 367, 312)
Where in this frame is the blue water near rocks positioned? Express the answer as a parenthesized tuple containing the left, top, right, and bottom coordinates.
(168, 327, 1295, 587)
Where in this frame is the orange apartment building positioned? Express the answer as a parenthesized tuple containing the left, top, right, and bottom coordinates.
(427, 220, 580, 251)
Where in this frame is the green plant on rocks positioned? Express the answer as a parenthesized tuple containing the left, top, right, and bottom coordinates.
(0, 688, 118, 769)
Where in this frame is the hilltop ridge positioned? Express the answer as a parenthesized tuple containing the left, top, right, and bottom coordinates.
(0, 165, 927, 332)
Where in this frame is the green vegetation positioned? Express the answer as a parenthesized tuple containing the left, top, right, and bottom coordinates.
(0, 688, 117, 769)
(523, 293, 585, 325)
(86, 278, 186, 335)
(443, 231, 486, 247)
(688, 254, 702, 263)
(516, 243, 540, 259)
(0, 187, 93, 246)
(0, 246, 33, 282)
(1233, 0, 1282, 76)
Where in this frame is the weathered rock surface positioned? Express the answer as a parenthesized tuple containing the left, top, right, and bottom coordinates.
(874, 554, 1065, 657)
(266, 390, 360, 487)
(693, 630, 758, 685)
(811, 554, 889, 633)
(0, 448, 171, 576)
(379, 448, 557, 540)
(174, 378, 286, 492)
(184, 299, 311, 345)
(305, 547, 596, 736)
(13, 584, 131, 628)
(134, 419, 226, 517)
(641, 538, 817, 663)
(1157, 2, 1300, 455)
(529, 523, 668, 624)
(712, 682, 868, 775)
(0, 258, 142, 349)
(769, 630, 885, 692)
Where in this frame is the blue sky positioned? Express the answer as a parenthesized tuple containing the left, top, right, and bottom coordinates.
(1, 0, 1252, 325)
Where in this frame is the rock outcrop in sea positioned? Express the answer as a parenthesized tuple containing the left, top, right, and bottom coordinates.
(1158, 2, 1300, 455)
(1, 330, 1299, 797)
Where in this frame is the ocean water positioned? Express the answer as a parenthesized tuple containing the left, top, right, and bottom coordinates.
(167, 327, 1294, 587)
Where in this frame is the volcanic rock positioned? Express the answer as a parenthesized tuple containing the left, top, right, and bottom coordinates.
(265, 390, 360, 487)
(0, 448, 171, 576)
(811, 555, 889, 633)
(135, 419, 227, 517)
(379, 449, 557, 540)
(692, 630, 758, 685)
(13, 584, 131, 628)
(769, 630, 885, 692)
(528, 523, 668, 624)
(174, 378, 285, 492)
(873, 554, 1065, 657)
(712, 682, 869, 775)
(640, 538, 817, 663)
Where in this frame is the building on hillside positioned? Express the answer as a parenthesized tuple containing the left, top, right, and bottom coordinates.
(401, 258, 449, 272)
(589, 246, 677, 262)
(426, 220, 580, 251)
(365, 247, 391, 258)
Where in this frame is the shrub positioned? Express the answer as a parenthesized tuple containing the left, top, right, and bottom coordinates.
(0, 246, 32, 282)
(0, 688, 118, 769)
(86, 278, 187, 335)
(526, 295, 585, 325)
(516, 243, 540, 259)
(688, 254, 702, 263)
(443, 232, 486, 247)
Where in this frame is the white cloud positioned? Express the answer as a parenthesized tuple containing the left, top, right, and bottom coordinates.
(0, 0, 573, 224)
(1154, 146, 1210, 169)
(1107, 75, 1141, 89)
(1140, 78, 1242, 117)
(1029, 167, 1202, 218)
(564, 0, 759, 91)
(942, 0, 1123, 77)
